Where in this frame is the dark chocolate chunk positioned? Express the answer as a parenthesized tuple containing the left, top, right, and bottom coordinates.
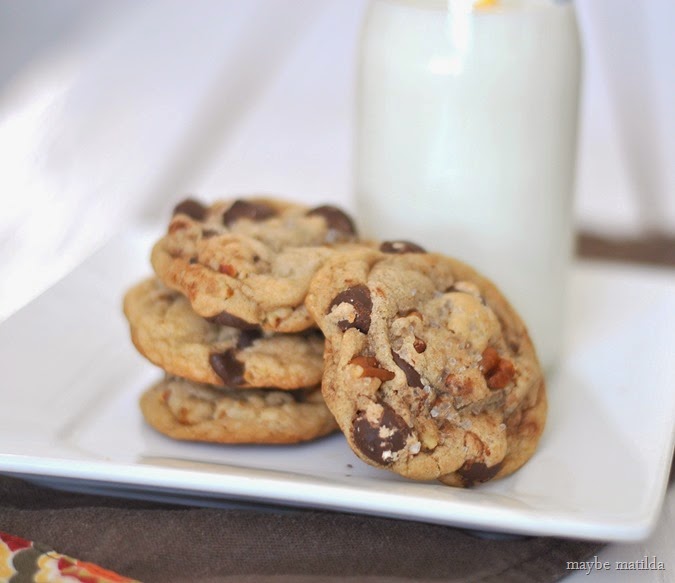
(352, 402, 411, 465)
(380, 240, 426, 254)
(328, 284, 372, 334)
(391, 350, 424, 389)
(209, 349, 245, 386)
(236, 329, 263, 349)
(456, 461, 503, 486)
(207, 311, 261, 331)
(222, 199, 276, 226)
(173, 198, 207, 221)
(307, 205, 356, 235)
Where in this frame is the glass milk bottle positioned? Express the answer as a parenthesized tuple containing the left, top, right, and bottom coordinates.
(355, 0, 581, 370)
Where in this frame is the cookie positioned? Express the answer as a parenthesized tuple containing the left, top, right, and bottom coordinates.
(140, 376, 338, 444)
(305, 243, 546, 486)
(123, 278, 324, 389)
(151, 197, 362, 333)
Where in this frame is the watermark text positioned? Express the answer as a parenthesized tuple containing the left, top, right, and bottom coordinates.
(566, 555, 666, 575)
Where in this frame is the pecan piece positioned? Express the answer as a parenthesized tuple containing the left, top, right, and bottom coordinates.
(218, 263, 237, 277)
(486, 359, 515, 389)
(413, 337, 427, 353)
(349, 356, 395, 381)
(480, 347, 515, 390)
(479, 347, 500, 375)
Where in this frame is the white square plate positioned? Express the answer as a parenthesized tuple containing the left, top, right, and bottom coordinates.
(1, 227, 674, 542)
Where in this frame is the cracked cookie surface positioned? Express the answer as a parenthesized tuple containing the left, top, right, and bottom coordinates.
(306, 245, 546, 487)
(140, 376, 338, 444)
(124, 278, 324, 389)
(151, 197, 362, 333)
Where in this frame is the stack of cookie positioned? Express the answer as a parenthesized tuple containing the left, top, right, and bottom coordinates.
(123, 198, 361, 444)
(124, 196, 547, 487)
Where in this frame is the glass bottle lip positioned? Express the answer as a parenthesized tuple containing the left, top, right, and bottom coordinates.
(373, 0, 573, 11)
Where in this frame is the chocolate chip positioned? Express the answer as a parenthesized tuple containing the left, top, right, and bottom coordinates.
(236, 329, 263, 349)
(209, 349, 245, 386)
(173, 198, 207, 221)
(202, 229, 219, 239)
(380, 240, 426, 254)
(391, 350, 424, 389)
(222, 199, 276, 226)
(289, 389, 310, 403)
(353, 402, 411, 465)
(328, 284, 372, 334)
(307, 205, 356, 235)
(457, 460, 503, 486)
(207, 311, 261, 331)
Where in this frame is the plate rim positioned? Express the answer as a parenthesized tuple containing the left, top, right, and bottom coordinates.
(1, 229, 674, 543)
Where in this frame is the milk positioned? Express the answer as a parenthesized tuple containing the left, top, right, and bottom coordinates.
(355, 0, 581, 370)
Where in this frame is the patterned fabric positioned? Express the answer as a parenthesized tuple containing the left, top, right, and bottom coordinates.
(0, 532, 139, 583)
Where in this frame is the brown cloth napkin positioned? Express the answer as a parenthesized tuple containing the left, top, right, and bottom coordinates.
(0, 475, 602, 583)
